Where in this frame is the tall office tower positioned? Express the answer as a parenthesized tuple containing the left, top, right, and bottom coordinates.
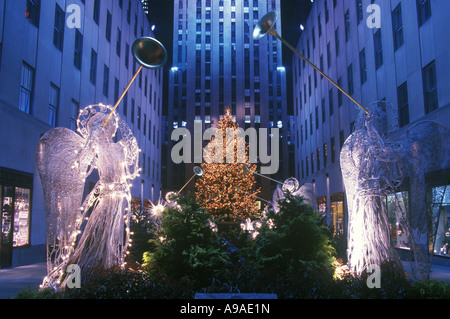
(0, 0, 163, 268)
(293, 0, 450, 264)
(164, 0, 293, 200)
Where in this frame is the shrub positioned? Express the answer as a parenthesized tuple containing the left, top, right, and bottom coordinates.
(407, 279, 450, 299)
(142, 193, 231, 289)
(242, 193, 336, 277)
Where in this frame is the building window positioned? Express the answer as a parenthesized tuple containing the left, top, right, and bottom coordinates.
(317, 148, 321, 171)
(387, 191, 410, 249)
(127, 1, 131, 24)
(0, 173, 33, 258)
(315, 106, 319, 130)
(417, 0, 431, 27)
(103, 65, 109, 97)
(323, 143, 328, 167)
(11, 187, 32, 247)
(125, 42, 129, 69)
(93, 0, 100, 25)
(106, 10, 112, 42)
(70, 99, 79, 131)
(331, 136, 336, 163)
(318, 196, 326, 214)
(331, 193, 344, 235)
(392, 3, 404, 51)
(19, 62, 34, 114)
(359, 48, 367, 84)
(397, 81, 409, 127)
(137, 106, 141, 130)
(431, 185, 450, 257)
(329, 89, 333, 116)
(345, 10, 350, 42)
(335, 27, 340, 56)
(53, 4, 64, 51)
(131, 98, 135, 124)
(90, 49, 97, 85)
(318, 13, 322, 36)
(25, 0, 40, 27)
(338, 77, 343, 106)
(48, 83, 59, 127)
(116, 28, 121, 57)
(347, 64, 354, 95)
(356, 0, 363, 24)
(339, 130, 345, 149)
(123, 92, 128, 117)
(374, 29, 383, 70)
(74, 30, 83, 70)
(327, 42, 331, 68)
(423, 60, 438, 114)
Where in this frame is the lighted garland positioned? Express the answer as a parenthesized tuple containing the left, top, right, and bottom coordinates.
(36, 104, 140, 290)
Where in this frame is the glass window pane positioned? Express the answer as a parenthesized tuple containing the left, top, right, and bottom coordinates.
(432, 185, 450, 257)
(13, 187, 30, 247)
(387, 191, 410, 249)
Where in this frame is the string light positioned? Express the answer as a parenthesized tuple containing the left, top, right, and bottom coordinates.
(37, 104, 140, 289)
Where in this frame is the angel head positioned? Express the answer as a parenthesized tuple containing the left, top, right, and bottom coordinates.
(77, 104, 119, 144)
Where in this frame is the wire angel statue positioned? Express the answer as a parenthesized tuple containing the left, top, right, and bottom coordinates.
(36, 104, 140, 289)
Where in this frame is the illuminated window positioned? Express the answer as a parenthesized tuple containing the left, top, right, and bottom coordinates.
(431, 185, 450, 257)
(387, 191, 410, 249)
(331, 194, 344, 235)
(19, 62, 34, 114)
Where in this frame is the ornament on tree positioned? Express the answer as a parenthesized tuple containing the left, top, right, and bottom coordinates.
(195, 109, 260, 220)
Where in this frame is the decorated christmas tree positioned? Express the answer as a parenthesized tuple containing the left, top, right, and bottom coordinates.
(195, 109, 260, 220)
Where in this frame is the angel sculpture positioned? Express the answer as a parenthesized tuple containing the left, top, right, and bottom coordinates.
(269, 177, 317, 214)
(341, 101, 449, 279)
(36, 104, 140, 289)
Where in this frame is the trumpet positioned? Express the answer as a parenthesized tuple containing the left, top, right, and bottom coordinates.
(254, 11, 369, 115)
(103, 37, 168, 126)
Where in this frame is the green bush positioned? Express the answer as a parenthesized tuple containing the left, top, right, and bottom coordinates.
(142, 193, 231, 289)
(61, 269, 193, 299)
(242, 193, 336, 277)
(407, 279, 450, 299)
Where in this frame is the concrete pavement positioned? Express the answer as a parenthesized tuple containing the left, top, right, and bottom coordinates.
(0, 262, 47, 299)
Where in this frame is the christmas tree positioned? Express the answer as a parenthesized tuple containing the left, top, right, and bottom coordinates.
(195, 109, 260, 220)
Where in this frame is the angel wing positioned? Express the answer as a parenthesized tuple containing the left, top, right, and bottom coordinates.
(35, 127, 91, 246)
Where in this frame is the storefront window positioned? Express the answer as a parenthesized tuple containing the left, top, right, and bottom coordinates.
(1, 187, 13, 246)
(387, 191, 410, 249)
(432, 185, 449, 257)
(13, 187, 30, 247)
(317, 196, 326, 214)
(331, 194, 344, 235)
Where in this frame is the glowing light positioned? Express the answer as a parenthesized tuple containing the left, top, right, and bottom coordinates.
(37, 104, 139, 290)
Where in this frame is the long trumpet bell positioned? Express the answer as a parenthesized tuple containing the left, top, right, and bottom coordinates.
(177, 166, 203, 195)
(253, 11, 278, 40)
(254, 11, 369, 115)
(103, 37, 167, 126)
(132, 37, 167, 69)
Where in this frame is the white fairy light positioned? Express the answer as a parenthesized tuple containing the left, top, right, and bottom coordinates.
(37, 103, 140, 290)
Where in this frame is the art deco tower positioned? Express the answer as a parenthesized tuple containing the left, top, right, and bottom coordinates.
(164, 0, 294, 199)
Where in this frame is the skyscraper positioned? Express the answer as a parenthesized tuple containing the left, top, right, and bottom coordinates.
(164, 0, 293, 199)
(293, 0, 450, 265)
(0, 0, 163, 268)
